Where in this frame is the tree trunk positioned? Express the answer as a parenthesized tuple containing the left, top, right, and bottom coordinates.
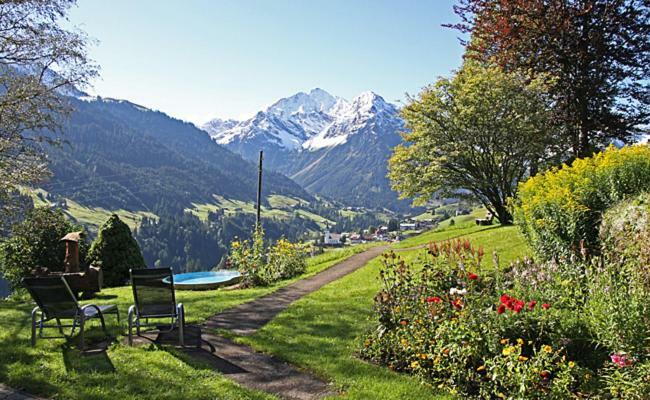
(493, 202, 513, 225)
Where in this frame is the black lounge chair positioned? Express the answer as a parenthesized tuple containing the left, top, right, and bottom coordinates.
(127, 268, 185, 346)
(23, 276, 119, 349)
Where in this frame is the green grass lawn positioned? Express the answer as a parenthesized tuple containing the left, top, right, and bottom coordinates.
(0, 223, 528, 399)
(0, 245, 375, 399)
(236, 225, 529, 399)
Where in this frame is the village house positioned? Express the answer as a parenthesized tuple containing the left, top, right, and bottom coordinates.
(323, 230, 342, 246)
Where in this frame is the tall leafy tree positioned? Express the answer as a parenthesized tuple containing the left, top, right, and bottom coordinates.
(389, 64, 554, 224)
(0, 207, 86, 289)
(0, 0, 97, 212)
(448, 0, 650, 158)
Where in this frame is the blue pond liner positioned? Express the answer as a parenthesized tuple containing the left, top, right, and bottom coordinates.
(165, 270, 242, 290)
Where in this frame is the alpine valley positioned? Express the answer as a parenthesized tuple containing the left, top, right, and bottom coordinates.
(14, 87, 408, 273)
(202, 88, 414, 212)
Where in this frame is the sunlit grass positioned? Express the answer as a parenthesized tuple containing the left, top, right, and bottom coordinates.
(0, 245, 373, 399)
(236, 225, 530, 399)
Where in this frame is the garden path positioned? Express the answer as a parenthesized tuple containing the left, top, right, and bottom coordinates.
(134, 244, 390, 400)
(0, 384, 44, 400)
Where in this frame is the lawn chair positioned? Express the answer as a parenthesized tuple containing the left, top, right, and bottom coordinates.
(23, 276, 119, 349)
(127, 268, 185, 346)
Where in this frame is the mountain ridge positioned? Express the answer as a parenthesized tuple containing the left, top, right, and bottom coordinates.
(202, 88, 412, 211)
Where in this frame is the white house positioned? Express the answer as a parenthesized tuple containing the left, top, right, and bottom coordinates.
(400, 223, 417, 231)
(323, 231, 342, 246)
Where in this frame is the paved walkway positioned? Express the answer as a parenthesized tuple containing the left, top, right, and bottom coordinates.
(0, 384, 43, 400)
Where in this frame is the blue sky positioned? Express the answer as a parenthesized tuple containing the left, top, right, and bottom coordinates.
(68, 0, 465, 124)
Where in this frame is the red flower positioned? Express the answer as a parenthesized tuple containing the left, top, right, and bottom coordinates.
(527, 300, 537, 310)
(513, 300, 525, 313)
(497, 304, 506, 315)
(500, 294, 511, 304)
(426, 296, 442, 303)
(451, 298, 464, 310)
(542, 303, 551, 310)
(399, 319, 409, 326)
(468, 273, 478, 280)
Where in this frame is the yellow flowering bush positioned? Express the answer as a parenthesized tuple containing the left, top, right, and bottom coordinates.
(228, 228, 306, 286)
(514, 145, 650, 260)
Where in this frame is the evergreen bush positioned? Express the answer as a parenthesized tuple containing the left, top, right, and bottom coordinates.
(87, 214, 145, 287)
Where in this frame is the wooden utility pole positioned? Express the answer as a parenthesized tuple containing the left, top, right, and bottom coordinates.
(256, 150, 263, 230)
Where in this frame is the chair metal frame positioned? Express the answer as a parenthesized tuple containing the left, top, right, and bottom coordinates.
(127, 268, 185, 346)
(24, 276, 119, 349)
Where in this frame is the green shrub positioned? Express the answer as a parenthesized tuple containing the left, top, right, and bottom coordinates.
(514, 145, 650, 260)
(228, 228, 306, 287)
(266, 238, 306, 281)
(599, 193, 650, 289)
(87, 214, 145, 287)
(0, 207, 87, 290)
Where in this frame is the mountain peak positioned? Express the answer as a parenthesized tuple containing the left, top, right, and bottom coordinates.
(267, 88, 337, 118)
(352, 91, 388, 108)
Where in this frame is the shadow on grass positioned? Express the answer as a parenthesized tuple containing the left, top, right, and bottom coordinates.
(63, 343, 115, 373)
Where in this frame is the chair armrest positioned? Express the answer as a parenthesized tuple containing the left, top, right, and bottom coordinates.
(80, 304, 103, 318)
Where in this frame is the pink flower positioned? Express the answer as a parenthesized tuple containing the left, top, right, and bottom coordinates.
(542, 303, 551, 310)
(528, 300, 537, 310)
(610, 353, 632, 368)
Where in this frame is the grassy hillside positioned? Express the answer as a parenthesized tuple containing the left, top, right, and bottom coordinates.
(184, 194, 335, 230)
(23, 188, 156, 233)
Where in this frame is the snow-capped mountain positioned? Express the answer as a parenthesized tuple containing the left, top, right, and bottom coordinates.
(203, 88, 413, 211)
(203, 88, 399, 154)
(201, 118, 240, 138)
(302, 91, 401, 151)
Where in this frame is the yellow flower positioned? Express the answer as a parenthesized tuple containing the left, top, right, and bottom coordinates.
(518, 356, 529, 362)
(410, 361, 420, 369)
(418, 353, 428, 360)
(517, 338, 524, 346)
(476, 365, 485, 371)
(568, 361, 575, 368)
(400, 338, 408, 346)
(542, 345, 553, 354)
(502, 346, 515, 356)
(500, 338, 508, 345)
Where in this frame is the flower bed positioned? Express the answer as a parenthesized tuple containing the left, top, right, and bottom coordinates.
(361, 237, 650, 398)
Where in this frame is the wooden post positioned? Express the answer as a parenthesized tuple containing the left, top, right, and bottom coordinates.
(256, 150, 263, 230)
